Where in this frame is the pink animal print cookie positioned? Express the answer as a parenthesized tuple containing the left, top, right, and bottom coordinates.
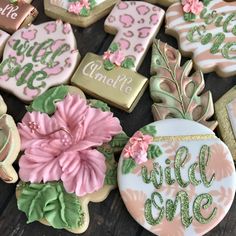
(118, 119, 236, 236)
(71, 1, 165, 112)
(166, 0, 236, 77)
(44, 0, 118, 28)
(0, 20, 80, 102)
(0, 30, 9, 58)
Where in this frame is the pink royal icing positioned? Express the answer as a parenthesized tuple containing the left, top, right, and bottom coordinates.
(105, 1, 165, 71)
(182, 0, 203, 15)
(0, 21, 79, 101)
(123, 131, 153, 164)
(18, 94, 122, 196)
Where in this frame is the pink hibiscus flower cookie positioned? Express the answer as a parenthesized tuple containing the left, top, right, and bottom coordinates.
(16, 85, 128, 234)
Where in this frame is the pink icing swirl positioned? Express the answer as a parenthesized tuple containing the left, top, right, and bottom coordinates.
(18, 95, 122, 196)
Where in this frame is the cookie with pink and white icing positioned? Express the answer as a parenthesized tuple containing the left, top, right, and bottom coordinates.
(44, 0, 118, 28)
(118, 119, 236, 235)
(71, 1, 165, 112)
(0, 30, 9, 58)
(0, 20, 80, 102)
(166, 0, 236, 77)
(104, 1, 165, 70)
(16, 85, 129, 233)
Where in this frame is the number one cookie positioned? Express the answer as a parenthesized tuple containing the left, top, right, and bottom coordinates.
(72, 1, 165, 112)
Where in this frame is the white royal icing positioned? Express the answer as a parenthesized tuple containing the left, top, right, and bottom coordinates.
(118, 119, 236, 236)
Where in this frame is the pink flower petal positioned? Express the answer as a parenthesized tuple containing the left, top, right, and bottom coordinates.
(60, 149, 106, 196)
(19, 146, 62, 183)
(18, 111, 58, 150)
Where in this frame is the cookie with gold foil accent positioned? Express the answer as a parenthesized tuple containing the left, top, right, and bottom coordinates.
(150, 39, 217, 130)
(118, 119, 236, 236)
(71, 1, 165, 112)
(16, 85, 129, 234)
(0, 95, 20, 183)
(44, 0, 118, 28)
(215, 86, 236, 161)
(0, 0, 38, 34)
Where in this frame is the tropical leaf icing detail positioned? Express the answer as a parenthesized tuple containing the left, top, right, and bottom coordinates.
(147, 144, 162, 160)
(122, 158, 136, 174)
(17, 182, 85, 229)
(88, 99, 111, 112)
(150, 40, 217, 130)
(27, 85, 69, 114)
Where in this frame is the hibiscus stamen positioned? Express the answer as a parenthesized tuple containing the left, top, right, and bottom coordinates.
(28, 121, 40, 133)
(28, 121, 72, 142)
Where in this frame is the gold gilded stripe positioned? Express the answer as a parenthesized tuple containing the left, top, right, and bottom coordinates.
(153, 134, 216, 142)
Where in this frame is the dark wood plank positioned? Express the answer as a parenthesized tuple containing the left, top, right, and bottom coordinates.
(0, 1, 236, 236)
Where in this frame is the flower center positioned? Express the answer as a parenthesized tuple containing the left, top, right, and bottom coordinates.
(28, 121, 40, 133)
(28, 121, 72, 146)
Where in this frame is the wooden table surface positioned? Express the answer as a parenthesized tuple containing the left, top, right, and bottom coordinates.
(0, 1, 236, 236)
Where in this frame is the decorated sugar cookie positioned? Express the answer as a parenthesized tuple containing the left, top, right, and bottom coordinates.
(166, 0, 236, 77)
(0, 30, 9, 58)
(145, 0, 178, 7)
(150, 39, 217, 130)
(72, 1, 165, 112)
(118, 119, 236, 236)
(16, 85, 129, 233)
(215, 86, 236, 161)
(0, 20, 80, 102)
(0, 0, 38, 34)
(0, 95, 20, 183)
(44, 0, 117, 28)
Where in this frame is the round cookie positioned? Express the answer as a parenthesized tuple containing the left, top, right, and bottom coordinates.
(166, 0, 236, 77)
(0, 95, 20, 183)
(118, 119, 236, 236)
(16, 85, 129, 233)
(0, 20, 80, 102)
